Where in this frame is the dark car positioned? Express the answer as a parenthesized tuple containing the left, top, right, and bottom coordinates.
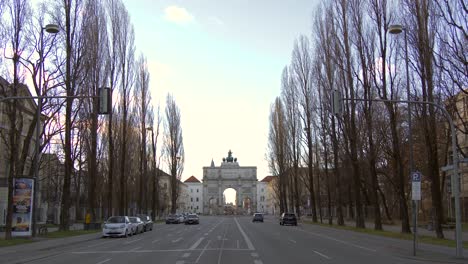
(137, 214, 153, 231)
(252, 213, 264, 222)
(185, 214, 199, 225)
(166, 214, 180, 224)
(280, 213, 297, 226)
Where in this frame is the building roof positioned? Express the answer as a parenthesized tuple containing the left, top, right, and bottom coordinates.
(260, 176, 276, 182)
(184, 175, 201, 183)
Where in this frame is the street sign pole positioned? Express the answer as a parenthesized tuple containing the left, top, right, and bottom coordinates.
(411, 171, 421, 256)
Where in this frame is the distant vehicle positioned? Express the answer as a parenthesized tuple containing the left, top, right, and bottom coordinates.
(185, 214, 199, 225)
(102, 216, 132, 238)
(166, 214, 180, 224)
(279, 213, 297, 226)
(129, 217, 145, 234)
(252, 213, 264, 223)
(176, 214, 185, 223)
(137, 214, 153, 231)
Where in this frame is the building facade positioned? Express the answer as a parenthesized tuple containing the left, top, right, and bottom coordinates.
(0, 77, 41, 227)
(184, 176, 203, 214)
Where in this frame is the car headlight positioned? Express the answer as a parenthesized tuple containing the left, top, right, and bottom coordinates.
(104, 224, 109, 229)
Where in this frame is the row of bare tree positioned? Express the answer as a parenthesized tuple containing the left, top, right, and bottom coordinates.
(268, 0, 466, 239)
(0, 0, 184, 239)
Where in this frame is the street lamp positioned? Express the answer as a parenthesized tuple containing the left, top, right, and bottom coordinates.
(32, 23, 59, 237)
(388, 23, 416, 255)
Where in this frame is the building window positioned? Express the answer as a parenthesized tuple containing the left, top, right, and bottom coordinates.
(196, 197, 199, 202)
(196, 206, 199, 209)
(197, 189, 199, 193)
(261, 188, 264, 192)
(191, 189, 193, 193)
(191, 198, 193, 202)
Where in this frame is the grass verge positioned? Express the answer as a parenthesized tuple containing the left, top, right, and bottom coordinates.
(0, 238, 35, 247)
(40, 229, 100, 239)
(303, 221, 468, 249)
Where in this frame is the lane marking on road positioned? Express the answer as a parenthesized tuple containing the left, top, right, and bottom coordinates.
(253, 260, 263, 264)
(96, 258, 111, 264)
(124, 238, 143, 245)
(182, 252, 191, 258)
(313, 250, 331, 260)
(288, 239, 297, 244)
(195, 239, 211, 263)
(130, 247, 142, 251)
(234, 217, 255, 250)
(217, 223, 229, 264)
(189, 237, 205, 250)
(251, 252, 259, 258)
(152, 239, 161, 244)
(172, 237, 183, 243)
(204, 233, 209, 236)
(294, 228, 376, 252)
(72, 248, 253, 254)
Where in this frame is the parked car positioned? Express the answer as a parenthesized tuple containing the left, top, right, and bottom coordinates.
(185, 214, 199, 225)
(252, 213, 264, 222)
(129, 217, 145, 234)
(177, 214, 185, 223)
(279, 212, 297, 226)
(166, 214, 180, 224)
(102, 216, 132, 238)
(137, 214, 153, 231)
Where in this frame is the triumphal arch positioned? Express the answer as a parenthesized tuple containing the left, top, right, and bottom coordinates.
(202, 150, 257, 215)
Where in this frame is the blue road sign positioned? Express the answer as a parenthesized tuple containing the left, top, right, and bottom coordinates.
(412, 171, 421, 182)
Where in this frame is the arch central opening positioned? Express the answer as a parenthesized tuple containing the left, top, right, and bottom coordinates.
(223, 188, 237, 215)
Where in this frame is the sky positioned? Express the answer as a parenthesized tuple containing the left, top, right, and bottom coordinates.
(122, 0, 318, 187)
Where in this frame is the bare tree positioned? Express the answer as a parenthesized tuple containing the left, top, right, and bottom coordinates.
(404, 0, 444, 238)
(52, 0, 87, 231)
(350, 0, 383, 230)
(134, 54, 151, 214)
(115, 3, 135, 215)
(104, 0, 123, 217)
(313, 3, 345, 225)
(291, 35, 318, 221)
(333, 0, 365, 228)
(267, 93, 289, 213)
(163, 94, 184, 214)
(81, 0, 109, 222)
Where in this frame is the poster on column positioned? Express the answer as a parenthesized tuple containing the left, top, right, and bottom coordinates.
(12, 178, 34, 237)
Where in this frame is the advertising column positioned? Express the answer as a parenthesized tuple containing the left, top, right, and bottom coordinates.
(12, 178, 34, 237)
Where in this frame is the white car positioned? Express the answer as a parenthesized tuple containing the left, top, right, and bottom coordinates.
(102, 216, 132, 238)
(177, 214, 185, 223)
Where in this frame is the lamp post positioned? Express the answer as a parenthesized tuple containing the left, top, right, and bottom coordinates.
(388, 24, 418, 255)
(32, 24, 59, 237)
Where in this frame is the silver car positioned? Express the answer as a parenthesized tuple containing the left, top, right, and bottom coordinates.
(129, 217, 145, 234)
(102, 216, 132, 238)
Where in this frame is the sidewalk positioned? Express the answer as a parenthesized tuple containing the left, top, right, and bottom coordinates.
(302, 216, 468, 241)
(344, 219, 468, 241)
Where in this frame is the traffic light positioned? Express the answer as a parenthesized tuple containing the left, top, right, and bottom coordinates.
(98, 87, 112, 115)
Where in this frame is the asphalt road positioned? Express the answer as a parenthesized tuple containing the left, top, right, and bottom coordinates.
(1, 215, 466, 264)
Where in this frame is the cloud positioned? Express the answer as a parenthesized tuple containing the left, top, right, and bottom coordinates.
(208, 16, 224, 26)
(164, 6, 194, 25)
